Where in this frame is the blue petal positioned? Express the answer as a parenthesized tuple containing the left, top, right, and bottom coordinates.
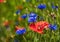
(21, 14, 27, 19)
(52, 5, 55, 9)
(29, 12, 37, 17)
(49, 24, 57, 30)
(38, 4, 46, 9)
(53, 24, 57, 30)
(16, 10, 20, 14)
(55, 6, 58, 9)
(21, 29, 26, 34)
(28, 17, 37, 23)
(16, 29, 26, 35)
(52, 5, 58, 9)
(16, 30, 21, 35)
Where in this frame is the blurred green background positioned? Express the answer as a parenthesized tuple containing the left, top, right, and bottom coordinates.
(0, 0, 60, 42)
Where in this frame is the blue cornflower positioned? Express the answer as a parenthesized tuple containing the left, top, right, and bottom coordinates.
(49, 24, 57, 30)
(28, 17, 37, 23)
(21, 14, 27, 19)
(52, 5, 55, 9)
(52, 5, 58, 9)
(38, 4, 46, 9)
(16, 28, 26, 35)
(28, 12, 37, 23)
(29, 12, 37, 17)
(16, 10, 20, 14)
(55, 6, 58, 9)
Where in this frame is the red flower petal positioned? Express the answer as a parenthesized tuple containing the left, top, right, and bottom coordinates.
(16, 5, 23, 10)
(3, 21, 9, 26)
(0, 0, 4, 3)
(15, 26, 24, 31)
(29, 21, 49, 34)
(18, 17, 23, 21)
(29, 23, 37, 32)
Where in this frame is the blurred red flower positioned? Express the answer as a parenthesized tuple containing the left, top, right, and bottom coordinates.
(3, 20, 12, 26)
(16, 5, 23, 10)
(18, 17, 23, 21)
(15, 26, 24, 31)
(3, 21, 9, 26)
(29, 21, 49, 34)
(0, 0, 5, 3)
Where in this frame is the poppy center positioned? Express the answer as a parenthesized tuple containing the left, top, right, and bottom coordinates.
(37, 25, 41, 30)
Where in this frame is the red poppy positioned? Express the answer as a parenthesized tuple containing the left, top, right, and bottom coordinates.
(29, 23, 37, 31)
(36, 21, 49, 34)
(3, 21, 9, 26)
(29, 21, 49, 34)
(18, 17, 23, 21)
(3, 20, 13, 26)
(15, 26, 24, 31)
(16, 5, 23, 10)
(0, 0, 5, 3)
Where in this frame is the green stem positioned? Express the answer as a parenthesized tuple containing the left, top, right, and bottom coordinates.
(23, 35, 27, 42)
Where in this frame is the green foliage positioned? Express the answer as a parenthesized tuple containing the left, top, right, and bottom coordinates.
(0, 0, 60, 42)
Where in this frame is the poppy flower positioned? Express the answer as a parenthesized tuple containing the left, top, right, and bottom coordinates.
(16, 6, 23, 10)
(15, 26, 22, 30)
(3, 20, 9, 28)
(29, 23, 36, 31)
(49, 24, 57, 30)
(16, 10, 20, 14)
(29, 21, 49, 34)
(18, 17, 23, 21)
(28, 17, 37, 23)
(38, 4, 46, 10)
(36, 21, 49, 33)
(15, 26, 26, 35)
(21, 14, 27, 19)
(0, 0, 5, 3)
